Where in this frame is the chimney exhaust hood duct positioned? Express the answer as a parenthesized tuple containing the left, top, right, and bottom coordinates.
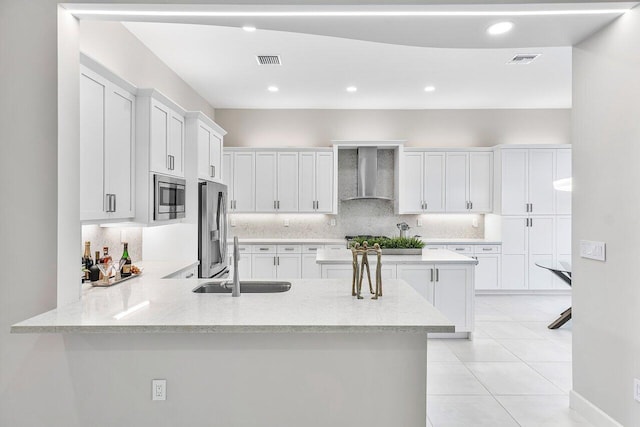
(342, 147, 393, 201)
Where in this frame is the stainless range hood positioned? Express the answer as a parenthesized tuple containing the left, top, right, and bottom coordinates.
(342, 147, 393, 201)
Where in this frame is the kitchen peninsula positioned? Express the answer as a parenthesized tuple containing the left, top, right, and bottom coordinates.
(12, 262, 453, 427)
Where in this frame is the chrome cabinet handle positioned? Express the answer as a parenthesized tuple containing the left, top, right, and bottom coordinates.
(530, 203, 533, 212)
(112, 194, 116, 212)
(105, 194, 110, 212)
(185, 273, 194, 279)
(273, 257, 276, 265)
(530, 218, 533, 227)
(435, 269, 439, 282)
(455, 248, 465, 251)
(308, 248, 317, 251)
(274, 200, 277, 210)
(277, 256, 280, 266)
(285, 248, 294, 251)
(482, 248, 492, 251)
(430, 269, 434, 282)
(277, 200, 280, 209)
(470, 201, 473, 210)
(259, 248, 269, 251)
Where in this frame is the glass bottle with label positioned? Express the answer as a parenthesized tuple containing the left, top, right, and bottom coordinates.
(120, 243, 132, 278)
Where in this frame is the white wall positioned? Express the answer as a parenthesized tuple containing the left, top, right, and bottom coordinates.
(80, 20, 216, 118)
(571, 6, 640, 427)
(215, 108, 571, 147)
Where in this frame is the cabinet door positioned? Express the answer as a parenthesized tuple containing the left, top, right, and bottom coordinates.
(501, 217, 528, 290)
(197, 124, 211, 180)
(468, 152, 493, 212)
(396, 265, 434, 304)
(79, 68, 107, 221)
(501, 149, 528, 215)
(230, 253, 252, 280)
(277, 152, 299, 212)
(434, 265, 472, 332)
(276, 254, 301, 279)
(555, 216, 572, 289)
(424, 153, 446, 212)
(474, 255, 500, 290)
(167, 112, 184, 177)
(298, 152, 316, 213)
(255, 152, 277, 212)
(315, 152, 334, 213)
(445, 152, 469, 212)
(232, 152, 255, 212)
(528, 149, 555, 215)
(401, 152, 424, 213)
(150, 100, 170, 175)
(555, 149, 572, 215)
(209, 133, 222, 183)
(251, 254, 277, 279)
(528, 216, 556, 290)
(223, 153, 233, 208)
(302, 253, 322, 279)
(105, 86, 135, 219)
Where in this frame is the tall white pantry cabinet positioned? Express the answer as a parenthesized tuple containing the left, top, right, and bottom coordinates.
(493, 146, 572, 291)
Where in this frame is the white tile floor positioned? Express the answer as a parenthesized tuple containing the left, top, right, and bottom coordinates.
(427, 295, 593, 427)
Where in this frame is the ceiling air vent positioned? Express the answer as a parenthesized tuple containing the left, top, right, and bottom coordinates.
(256, 55, 282, 65)
(508, 54, 541, 65)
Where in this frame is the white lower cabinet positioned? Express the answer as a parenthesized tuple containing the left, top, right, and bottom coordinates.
(474, 255, 500, 290)
(276, 254, 302, 279)
(251, 253, 278, 279)
(249, 245, 302, 279)
(396, 264, 474, 334)
(301, 245, 323, 279)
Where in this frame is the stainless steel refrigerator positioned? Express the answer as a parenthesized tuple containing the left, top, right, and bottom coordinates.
(198, 181, 229, 278)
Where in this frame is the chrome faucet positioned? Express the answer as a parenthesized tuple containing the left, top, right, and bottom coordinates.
(231, 236, 241, 297)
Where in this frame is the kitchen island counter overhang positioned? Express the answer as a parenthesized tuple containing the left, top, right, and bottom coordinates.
(11, 265, 454, 427)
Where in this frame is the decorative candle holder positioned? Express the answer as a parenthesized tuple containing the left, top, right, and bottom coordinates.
(351, 242, 383, 300)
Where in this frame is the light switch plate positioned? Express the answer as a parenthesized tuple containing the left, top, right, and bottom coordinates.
(580, 240, 606, 261)
(417, 218, 423, 227)
(230, 218, 237, 227)
(634, 378, 640, 403)
(330, 218, 336, 227)
(152, 379, 166, 401)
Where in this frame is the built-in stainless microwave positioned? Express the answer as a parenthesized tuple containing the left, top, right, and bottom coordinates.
(154, 174, 186, 221)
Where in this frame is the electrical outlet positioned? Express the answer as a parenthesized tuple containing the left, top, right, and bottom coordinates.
(120, 229, 127, 243)
(330, 218, 336, 227)
(283, 219, 290, 227)
(152, 379, 166, 401)
(634, 378, 640, 403)
(416, 218, 423, 227)
(472, 218, 479, 228)
(230, 218, 237, 227)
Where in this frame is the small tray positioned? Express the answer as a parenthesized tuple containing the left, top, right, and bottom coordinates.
(90, 271, 142, 287)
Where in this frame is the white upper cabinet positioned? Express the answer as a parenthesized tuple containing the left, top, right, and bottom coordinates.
(255, 151, 299, 212)
(80, 63, 135, 222)
(230, 152, 255, 212)
(498, 147, 568, 216)
(555, 149, 572, 215)
(298, 150, 334, 213)
(468, 152, 493, 212)
(445, 152, 469, 212)
(187, 112, 225, 183)
(400, 152, 446, 213)
(138, 89, 186, 179)
(400, 150, 491, 214)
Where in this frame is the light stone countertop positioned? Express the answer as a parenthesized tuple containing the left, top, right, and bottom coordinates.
(11, 262, 455, 334)
(316, 248, 478, 265)
(421, 238, 502, 245)
(228, 237, 346, 245)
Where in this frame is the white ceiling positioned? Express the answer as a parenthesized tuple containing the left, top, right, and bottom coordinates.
(75, 2, 636, 109)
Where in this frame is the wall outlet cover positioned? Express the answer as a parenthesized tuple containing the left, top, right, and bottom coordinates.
(283, 219, 290, 227)
(417, 218, 423, 227)
(472, 218, 479, 228)
(634, 378, 640, 403)
(330, 218, 336, 227)
(152, 379, 166, 401)
(230, 218, 237, 227)
(579, 240, 606, 261)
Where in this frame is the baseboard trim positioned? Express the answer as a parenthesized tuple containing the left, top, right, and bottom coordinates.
(476, 290, 572, 296)
(570, 390, 623, 427)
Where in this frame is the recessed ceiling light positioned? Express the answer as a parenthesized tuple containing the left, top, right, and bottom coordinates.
(242, 25, 256, 32)
(487, 21, 514, 35)
(267, 86, 279, 92)
(424, 86, 436, 92)
(346, 86, 358, 93)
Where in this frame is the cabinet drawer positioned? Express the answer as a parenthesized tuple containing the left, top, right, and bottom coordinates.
(447, 245, 473, 254)
(236, 244, 252, 253)
(425, 245, 447, 251)
(277, 244, 301, 254)
(252, 245, 276, 253)
(302, 245, 324, 253)
(473, 245, 501, 254)
(325, 244, 346, 251)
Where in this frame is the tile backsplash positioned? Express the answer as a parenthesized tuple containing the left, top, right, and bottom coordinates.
(81, 225, 143, 262)
(230, 149, 484, 239)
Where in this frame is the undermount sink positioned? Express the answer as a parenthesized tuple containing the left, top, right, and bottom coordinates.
(193, 281, 291, 294)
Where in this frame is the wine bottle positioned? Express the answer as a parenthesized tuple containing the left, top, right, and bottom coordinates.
(94, 250, 103, 281)
(120, 242, 132, 277)
(89, 250, 101, 282)
(82, 241, 93, 281)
